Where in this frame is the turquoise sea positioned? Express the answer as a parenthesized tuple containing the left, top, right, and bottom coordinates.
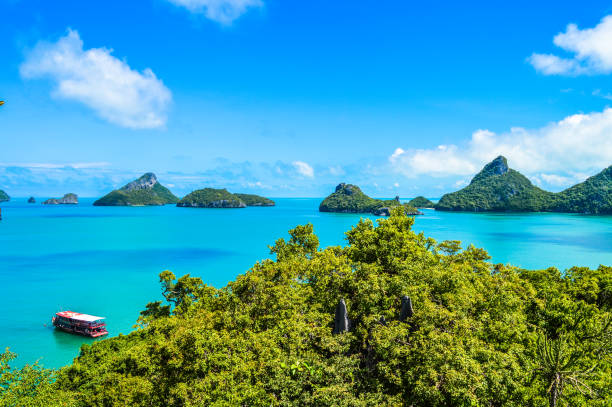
(1, 198, 612, 369)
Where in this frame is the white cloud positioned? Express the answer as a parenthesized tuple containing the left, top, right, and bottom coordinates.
(529, 15, 612, 75)
(167, 0, 262, 24)
(292, 161, 314, 178)
(538, 173, 579, 187)
(0, 162, 111, 169)
(390, 145, 477, 177)
(593, 89, 612, 100)
(328, 165, 345, 176)
(21, 29, 171, 129)
(453, 178, 468, 188)
(389, 108, 612, 187)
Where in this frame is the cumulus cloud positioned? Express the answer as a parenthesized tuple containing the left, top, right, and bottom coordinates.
(166, 0, 262, 24)
(529, 15, 612, 75)
(21, 29, 171, 129)
(292, 161, 314, 178)
(390, 108, 612, 186)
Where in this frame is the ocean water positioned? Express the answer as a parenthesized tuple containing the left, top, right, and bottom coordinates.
(1, 198, 611, 368)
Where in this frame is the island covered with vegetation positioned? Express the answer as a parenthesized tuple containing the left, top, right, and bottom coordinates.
(0, 189, 9, 202)
(42, 193, 78, 205)
(177, 188, 246, 208)
(408, 196, 435, 208)
(319, 183, 421, 215)
(235, 193, 275, 206)
(94, 173, 179, 206)
(2, 208, 610, 406)
(436, 156, 612, 213)
(550, 165, 612, 214)
(177, 189, 275, 208)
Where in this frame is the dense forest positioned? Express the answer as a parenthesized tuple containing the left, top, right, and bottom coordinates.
(1, 208, 611, 406)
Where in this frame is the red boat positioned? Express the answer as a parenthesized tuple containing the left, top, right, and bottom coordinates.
(52, 311, 108, 338)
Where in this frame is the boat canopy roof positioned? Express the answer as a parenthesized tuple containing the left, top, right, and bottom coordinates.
(56, 311, 105, 322)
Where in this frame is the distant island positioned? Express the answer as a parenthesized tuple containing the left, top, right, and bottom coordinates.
(319, 183, 421, 215)
(94, 173, 179, 206)
(28, 197, 36, 203)
(42, 193, 78, 205)
(235, 193, 275, 206)
(177, 189, 275, 208)
(549, 165, 612, 214)
(0, 190, 9, 202)
(408, 196, 435, 208)
(436, 156, 612, 214)
(178, 188, 246, 208)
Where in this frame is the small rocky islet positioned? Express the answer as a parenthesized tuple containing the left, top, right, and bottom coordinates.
(28, 197, 36, 203)
(42, 193, 78, 205)
(319, 183, 421, 216)
(0, 189, 9, 203)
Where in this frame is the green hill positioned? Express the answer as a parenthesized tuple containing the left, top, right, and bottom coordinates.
(0, 189, 9, 202)
(436, 156, 553, 212)
(437, 156, 612, 213)
(550, 166, 612, 214)
(5, 209, 610, 406)
(94, 173, 179, 206)
(235, 193, 275, 206)
(319, 183, 381, 213)
(320, 184, 421, 216)
(177, 188, 246, 208)
(408, 196, 435, 208)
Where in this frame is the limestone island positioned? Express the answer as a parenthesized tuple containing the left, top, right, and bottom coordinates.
(43, 193, 78, 205)
(177, 188, 247, 208)
(94, 173, 179, 206)
(0, 190, 9, 202)
(28, 197, 36, 203)
(235, 193, 275, 207)
(319, 183, 421, 216)
(408, 196, 435, 208)
(436, 156, 612, 214)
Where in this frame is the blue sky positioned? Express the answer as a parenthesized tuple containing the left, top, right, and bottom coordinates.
(2, 0, 612, 197)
